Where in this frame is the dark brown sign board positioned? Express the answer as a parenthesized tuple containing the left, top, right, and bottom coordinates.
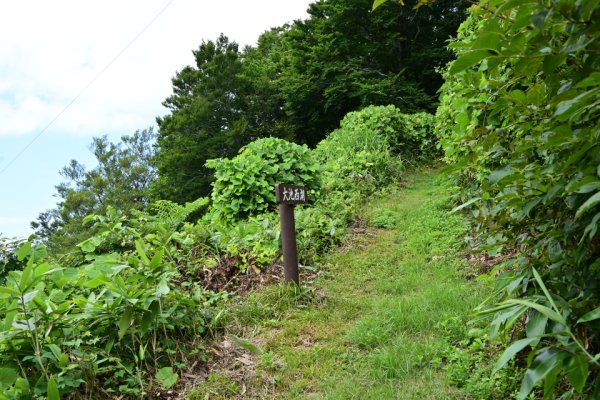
(275, 184, 307, 204)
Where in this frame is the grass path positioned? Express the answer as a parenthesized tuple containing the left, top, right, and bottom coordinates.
(192, 168, 488, 399)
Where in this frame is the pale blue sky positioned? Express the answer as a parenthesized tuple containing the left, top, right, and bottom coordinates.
(0, 0, 312, 239)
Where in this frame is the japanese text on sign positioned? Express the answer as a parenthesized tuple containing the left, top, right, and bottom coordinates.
(275, 184, 308, 205)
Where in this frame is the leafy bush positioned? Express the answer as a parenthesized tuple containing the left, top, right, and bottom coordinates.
(204, 213, 281, 272)
(0, 237, 26, 285)
(206, 137, 320, 222)
(437, 1, 600, 398)
(315, 105, 436, 194)
(0, 211, 225, 398)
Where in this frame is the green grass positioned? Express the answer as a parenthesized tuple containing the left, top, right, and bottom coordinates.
(190, 168, 492, 399)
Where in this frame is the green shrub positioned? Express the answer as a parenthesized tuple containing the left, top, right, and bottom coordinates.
(0, 237, 26, 285)
(315, 105, 436, 194)
(206, 137, 320, 222)
(437, 1, 600, 398)
(205, 213, 280, 272)
(0, 210, 225, 399)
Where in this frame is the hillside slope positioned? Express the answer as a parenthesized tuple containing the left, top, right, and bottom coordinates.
(188, 167, 495, 399)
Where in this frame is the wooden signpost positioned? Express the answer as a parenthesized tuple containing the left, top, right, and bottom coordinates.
(275, 184, 307, 285)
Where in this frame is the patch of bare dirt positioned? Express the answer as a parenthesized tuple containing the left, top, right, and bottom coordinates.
(463, 248, 519, 279)
(338, 215, 378, 253)
(198, 254, 285, 295)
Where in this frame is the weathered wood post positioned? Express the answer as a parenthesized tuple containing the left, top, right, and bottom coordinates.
(275, 184, 307, 285)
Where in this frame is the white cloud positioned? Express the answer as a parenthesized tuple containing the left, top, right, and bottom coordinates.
(0, 0, 312, 137)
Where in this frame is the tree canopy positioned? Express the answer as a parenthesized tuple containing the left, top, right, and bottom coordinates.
(32, 129, 156, 251)
(151, 0, 468, 203)
(278, 0, 468, 145)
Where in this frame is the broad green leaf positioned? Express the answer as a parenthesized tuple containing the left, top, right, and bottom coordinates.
(518, 349, 568, 400)
(583, 212, 600, 241)
(577, 307, 600, 323)
(0, 287, 20, 297)
(554, 88, 598, 120)
(575, 192, 600, 219)
(566, 176, 600, 194)
(488, 167, 515, 185)
(526, 310, 548, 339)
(451, 197, 481, 213)
(83, 275, 110, 289)
(156, 367, 178, 389)
(22, 290, 38, 305)
(575, 72, 600, 88)
(59, 353, 69, 368)
(118, 308, 133, 339)
(149, 248, 164, 270)
(471, 33, 502, 52)
(154, 280, 170, 297)
(78, 236, 103, 253)
(19, 261, 35, 291)
(47, 376, 60, 400)
(493, 337, 538, 374)
(543, 366, 561, 399)
(449, 50, 493, 75)
(17, 242, 31, 261)
(135, 240, 150, 264)
(531, 268, 561, 316)
(14, 377, 29, 394)
(576, 182, 600, 194)
(47, 344, 62, 362)
(565, 355, 588, 393)
(229, 334, 263, 355)
(0, 367, 18, 385)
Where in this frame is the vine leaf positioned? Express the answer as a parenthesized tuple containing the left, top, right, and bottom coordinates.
(449, 50, 492, 75)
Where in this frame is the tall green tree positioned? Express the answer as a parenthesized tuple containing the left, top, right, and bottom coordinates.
(153, 35, 247, 203)
(32, 128, 156, 252)
(152, 2, 468, 201)
(241, 27, 295, 141)
(278, 0, 469, 146)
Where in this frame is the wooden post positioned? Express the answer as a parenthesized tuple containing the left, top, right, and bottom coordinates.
(275, 184, 307, 285)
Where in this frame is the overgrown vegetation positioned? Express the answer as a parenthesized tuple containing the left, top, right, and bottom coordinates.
(190, 169, 515, 399)
(206, 138, 320, 222)
(433, 0, 600, 398)
(0, 105, 435, 398)
(151, 0, 468, 204)
(4, 0, 599, 397)
(0, 212, 223, 398)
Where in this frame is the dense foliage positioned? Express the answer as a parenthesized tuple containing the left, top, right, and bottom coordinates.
(315, 105, 436, 194)
(435, 0, 600, 398)
(206, 138, 320, 222)
(0, 211, 222, 398)
(279, 0, 468, 146)
(151, 0, 467, 204)
(2, 101, 436, 397)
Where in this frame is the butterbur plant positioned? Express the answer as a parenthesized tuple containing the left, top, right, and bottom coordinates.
(206, 137, 320, 222)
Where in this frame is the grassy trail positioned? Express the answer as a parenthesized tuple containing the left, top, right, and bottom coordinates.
(193, 168, 487, 399)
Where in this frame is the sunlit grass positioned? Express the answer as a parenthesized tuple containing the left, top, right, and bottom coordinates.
(193, 168, 490, 399)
